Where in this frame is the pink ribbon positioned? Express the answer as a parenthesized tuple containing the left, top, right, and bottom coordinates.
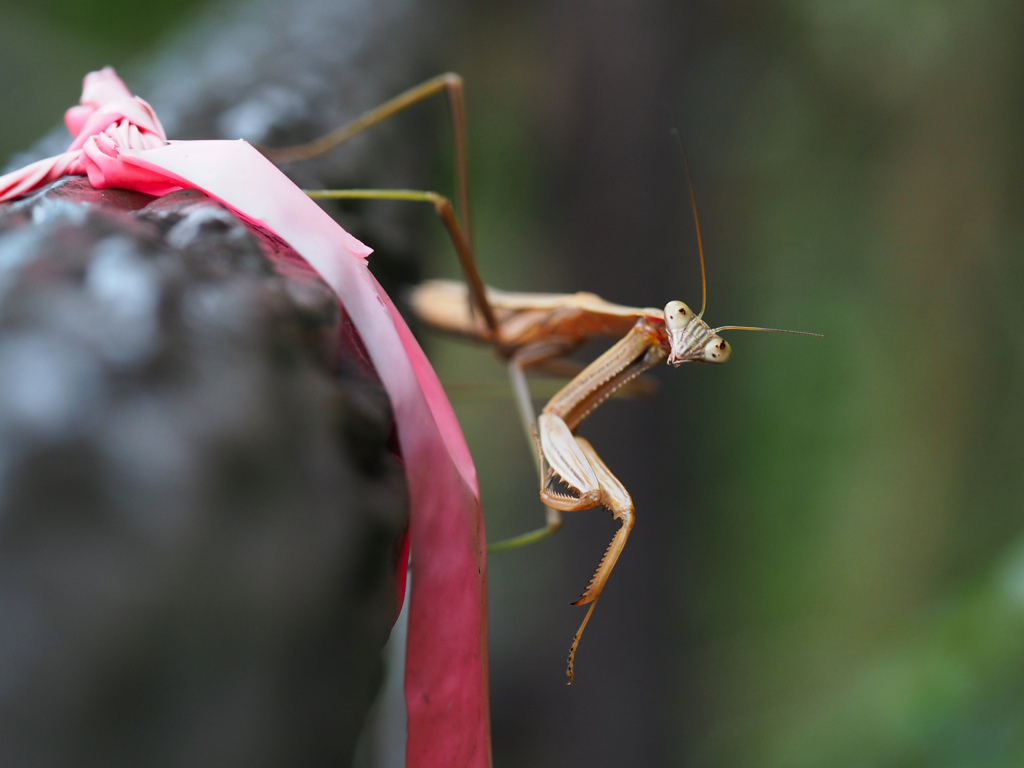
(0, 68, 491, 768)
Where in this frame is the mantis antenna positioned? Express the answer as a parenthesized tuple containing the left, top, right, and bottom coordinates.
(671, 128, 822, 339)
(714, 325, 823, 337)
(671, 128, 708, 318)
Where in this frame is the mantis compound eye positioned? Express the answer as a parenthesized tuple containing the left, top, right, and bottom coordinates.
(703, 337, 731, 363)
(664, 301, 693, 330)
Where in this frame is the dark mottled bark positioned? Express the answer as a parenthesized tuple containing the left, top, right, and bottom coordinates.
(0, 162, 405, 768)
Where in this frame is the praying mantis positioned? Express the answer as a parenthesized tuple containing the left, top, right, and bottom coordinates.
(262, 73, 820, 684)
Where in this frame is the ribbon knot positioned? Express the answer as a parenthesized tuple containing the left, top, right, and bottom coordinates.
(0, 67, 176, 201)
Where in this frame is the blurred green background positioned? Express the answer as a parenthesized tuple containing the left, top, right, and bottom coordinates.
(3, 0, 1023, 766)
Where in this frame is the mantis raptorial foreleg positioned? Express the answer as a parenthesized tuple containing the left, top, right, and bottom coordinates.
(535, 422, 634, 600)
(562, 436, 633, 683)
(533, 417, 635, 682)
(265, 73, 821, 685)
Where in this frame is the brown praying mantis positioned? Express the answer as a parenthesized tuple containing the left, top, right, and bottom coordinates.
(261, 73, 820, 684)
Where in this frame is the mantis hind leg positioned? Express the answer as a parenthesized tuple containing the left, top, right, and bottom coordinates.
(261, 74, 498, 337)
(260, 72, 471, 246)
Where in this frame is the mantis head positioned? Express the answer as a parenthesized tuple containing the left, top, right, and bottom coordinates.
(664, 300, 821, 368)
(664, 300, 731, 366)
